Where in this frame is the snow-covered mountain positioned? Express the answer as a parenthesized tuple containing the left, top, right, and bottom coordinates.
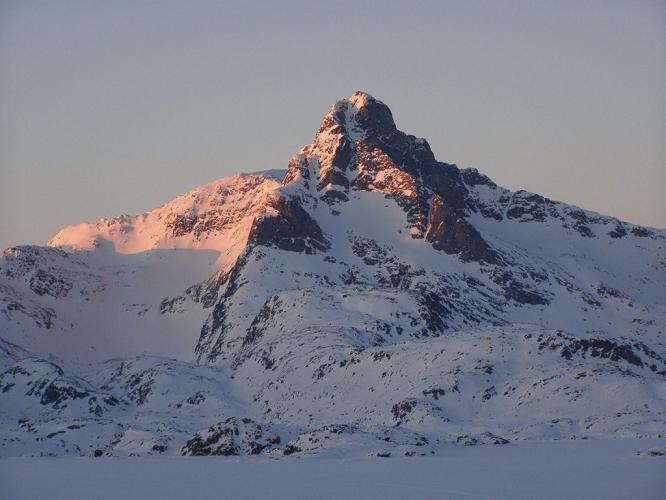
(1, 91, 664, 458)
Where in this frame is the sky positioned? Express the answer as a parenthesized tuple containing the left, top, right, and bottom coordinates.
(1, 1, 665, 250)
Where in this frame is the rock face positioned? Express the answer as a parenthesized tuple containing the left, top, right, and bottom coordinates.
(248, 196, 330, 254)
(0, 92, 665, 458)
(181, 417, 280, 456)
(425, 194, 497, 263)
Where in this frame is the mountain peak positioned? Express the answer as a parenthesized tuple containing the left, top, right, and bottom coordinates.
(348, 91, 397, 137)
(348, 90, 373, 106)
(314, 91, 397, 144)
(2, 91, 665, 461)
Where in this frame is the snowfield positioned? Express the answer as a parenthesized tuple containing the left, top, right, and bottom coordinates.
(1, 439, 665, 500)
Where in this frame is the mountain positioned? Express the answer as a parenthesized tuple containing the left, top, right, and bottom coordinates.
(1, 91, 664, 458)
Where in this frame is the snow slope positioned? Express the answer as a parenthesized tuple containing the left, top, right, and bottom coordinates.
(1, 174, 280, 361)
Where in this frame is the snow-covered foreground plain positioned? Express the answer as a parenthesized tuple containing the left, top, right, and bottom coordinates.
(1, 439, 664, 500)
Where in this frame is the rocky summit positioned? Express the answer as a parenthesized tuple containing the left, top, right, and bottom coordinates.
(1, 92, 664, 458)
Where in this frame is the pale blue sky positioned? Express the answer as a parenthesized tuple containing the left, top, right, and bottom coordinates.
(1, 1, 665, 250)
